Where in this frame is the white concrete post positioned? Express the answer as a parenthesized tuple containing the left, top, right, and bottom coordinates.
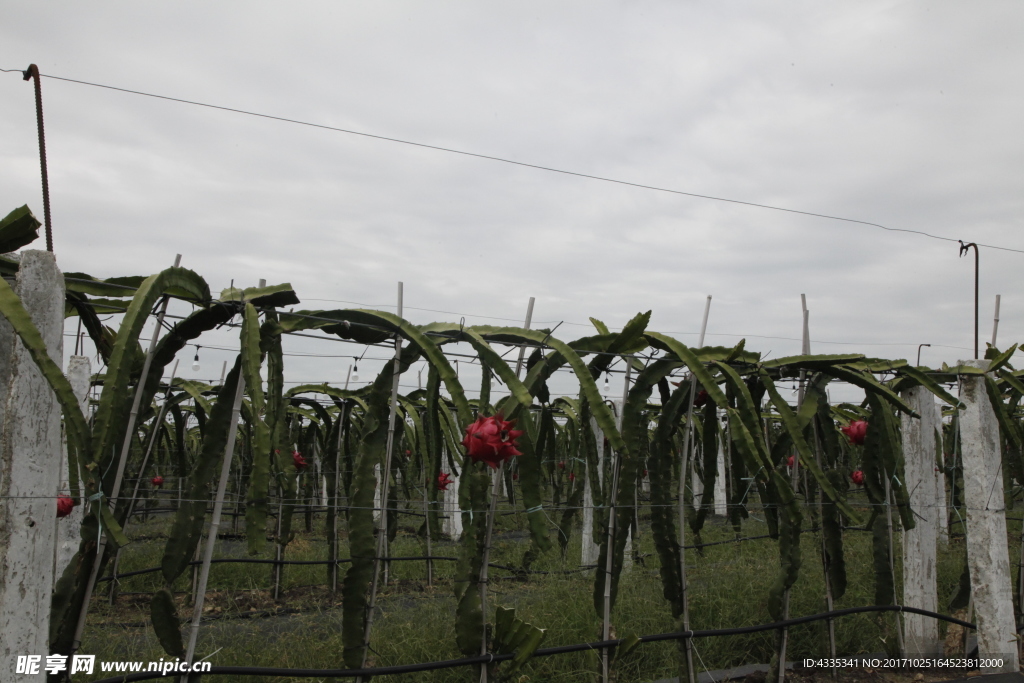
(614, 397, 633, 573)
(581, 417, 603, 567)
(933, 401, 948, 544)
(0, 251, 64, 682)
(440, 457, 462, 539)
(900, 385, 940, 655)
(691, 459, 703, 501)
(714, 414, 728, 516)
(958, 359, 1018, 672)
(581, 408, 631, 569)
(54, 356, 91, 589)
(373, 463, 382, 523)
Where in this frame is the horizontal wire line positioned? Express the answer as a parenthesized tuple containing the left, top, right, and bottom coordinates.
(16, 494, 1002, 513)
(62, 278, 982, 353)
(3, 68, 1022, 255)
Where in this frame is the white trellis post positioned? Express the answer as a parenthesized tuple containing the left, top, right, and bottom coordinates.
(440, 455, 462, 539)
(900, 385, 941, 655)
(581, 416, 603, 567)
(934, 401, 948, 544)
(373, 463, 382, 523)
(0, 251, 65, 683)
(582, 403, 632, 570)
(55, 355, 92, 589)
(690, 458, 703, 501)
(958, 359, 1018, 672)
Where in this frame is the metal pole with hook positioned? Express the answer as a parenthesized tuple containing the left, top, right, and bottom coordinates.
(22, 64, 53, 253)
(959, 241, 979, 359)
(917, 343, 931, 367)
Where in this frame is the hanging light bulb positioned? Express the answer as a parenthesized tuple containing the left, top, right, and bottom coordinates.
(603, 372, 610, 394)
(192, 346, 201, 372)
(352, 362, 359, 382)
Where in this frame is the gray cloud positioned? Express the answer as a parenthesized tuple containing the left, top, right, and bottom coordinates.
(2, 1, 1022, 403)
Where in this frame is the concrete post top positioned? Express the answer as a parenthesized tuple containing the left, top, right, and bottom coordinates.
(957, 359, 991, 371)
(19, 248, 61, 271)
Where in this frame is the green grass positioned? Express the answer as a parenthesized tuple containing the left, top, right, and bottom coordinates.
(77, 499, 988, 683)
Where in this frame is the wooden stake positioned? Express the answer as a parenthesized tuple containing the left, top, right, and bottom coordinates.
(992, 294, 1001, 347)
(109, 360, 180, 604)
(601, 361, 632, 683)
(424, 472, 433, 587)
(383, 281, 404, 585)
(70, 254, 181, 655)
(777, 295, 809, 683)
(358, 282, 404, 677)
(812, 419, 838, 678)
(331, 367, 351, 593)
(884, 472, 906, 656)
(478, 461, 505, 683)
(182, 358, 246, 682)
(677, 294, 711, 683)
(514, 297, 536, 378)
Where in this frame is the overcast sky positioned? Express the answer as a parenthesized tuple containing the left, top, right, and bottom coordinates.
(2, 2, 1023, 404)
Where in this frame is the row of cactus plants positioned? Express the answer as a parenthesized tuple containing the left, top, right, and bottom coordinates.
(3, 202, 1022, 680)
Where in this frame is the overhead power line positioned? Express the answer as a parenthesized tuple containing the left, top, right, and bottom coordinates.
(4, 68, 1023, 255)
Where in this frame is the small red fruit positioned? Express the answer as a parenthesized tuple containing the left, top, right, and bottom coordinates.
(292, 450, 309, 471)
(437, 471, 453, 491)
(568, 472, 576, 482)
(57, 495, 75, 518)
(461, 414, 523, 469)
(787, 456, 795, 468)
(841, 420, 869, 446)
(851, 470, 865, 485)
(151, 476, 164, 488)
(557, 461, 566, 470)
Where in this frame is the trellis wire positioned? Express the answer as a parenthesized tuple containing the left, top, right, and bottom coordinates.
(86, 605, 976, 683)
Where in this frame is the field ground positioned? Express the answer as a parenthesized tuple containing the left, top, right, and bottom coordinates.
(77, 496, 1010, 683)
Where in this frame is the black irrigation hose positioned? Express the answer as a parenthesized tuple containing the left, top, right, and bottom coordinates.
(88, 605, 976, 683)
